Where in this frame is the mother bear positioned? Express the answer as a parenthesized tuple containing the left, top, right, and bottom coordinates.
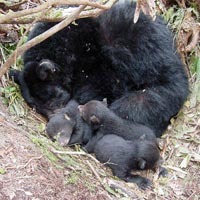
(10, 1, 189, 138)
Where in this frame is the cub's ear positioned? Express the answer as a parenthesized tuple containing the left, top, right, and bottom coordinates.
(102, 98, 108, 107)
(90, 115, 100, 124)
(138, 158, 146, 170)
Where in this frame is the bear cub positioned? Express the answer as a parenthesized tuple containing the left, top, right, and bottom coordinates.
(46, 99, 92, 146)
(92, 134, 161, 190)
(78, 100, 165, 189)
(78, 99, 157, 145)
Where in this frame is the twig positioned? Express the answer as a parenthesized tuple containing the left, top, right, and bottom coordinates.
(13, 7, 51, 67)
(6, 155, 43, 170)
(186, 26, 200, 52)
(86, 160, 104, 185)
(50, 150, 81, 171)
(87, 160, 115, 199)
(165, 165, 187, 174)
(0, 0, 108, 24)
(175, 0, 186, 8)
(18, 155, 43, 169)
(0, 0, 27, 11)
(187, 191, 197, 200)
(0, 46, 7, 87)
(0, 5, 85, 78)
(5, 7, 107, 24)
(29, 111, 47, 123)
(86, 160, 114, 199)
(134, 0, 156, 23)
(51, 149, 100, 164)
(0, 0, 118, 24)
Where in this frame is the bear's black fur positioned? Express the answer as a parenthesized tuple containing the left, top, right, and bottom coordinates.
(46, 100, 92, 146)
(78, 100, 167, 189)
(10, 59, 70, 117)
(78, 100, 157, 145)
(85, 134, 161, 190)
(10, 1, 189, 137)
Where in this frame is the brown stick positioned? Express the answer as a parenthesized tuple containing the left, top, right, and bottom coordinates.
(0, 0, 108, 24)
(186, 26, 200, 52)
(1, 7, 106, 24)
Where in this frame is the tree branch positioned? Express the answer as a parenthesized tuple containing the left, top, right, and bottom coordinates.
(0, 0, 109, 24)
(0, 7, 107, 24)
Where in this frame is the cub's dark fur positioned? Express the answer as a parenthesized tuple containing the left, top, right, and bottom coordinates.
(91, 134, 161, 190)
(78, 100, 166, 189)
(78, 100, 157, 144)
(46, 100, 91, 146)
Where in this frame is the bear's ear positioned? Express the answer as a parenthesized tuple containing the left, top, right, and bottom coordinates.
(138, 158, 146, 170)
(90, 115, 100, 124)
(102, 98, 108, 107)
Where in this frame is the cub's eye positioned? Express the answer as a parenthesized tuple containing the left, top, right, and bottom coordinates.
(51, 68, 56, 73)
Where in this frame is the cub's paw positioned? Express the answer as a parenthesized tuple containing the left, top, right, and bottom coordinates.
(136, 177, 152, 190)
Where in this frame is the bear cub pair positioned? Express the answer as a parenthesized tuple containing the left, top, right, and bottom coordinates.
(46, 99, 165, 189)
(78, 100, 166, 190)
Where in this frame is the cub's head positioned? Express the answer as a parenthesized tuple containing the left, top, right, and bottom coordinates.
(78, 99, 108, 129)
(46, 111, 75, 146)
(36, 59, 61, 81)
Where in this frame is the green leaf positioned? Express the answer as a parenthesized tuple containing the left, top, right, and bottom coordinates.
(180, 154, 191, 168)
(190, 56, 200, 77)
(195, 58, 200, 80)
(0, 168, 6, 175)
(38, 123, 46, 132)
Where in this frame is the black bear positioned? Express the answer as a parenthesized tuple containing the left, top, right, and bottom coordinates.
(10, 59, 70, 117)
(84, 134, 161, 190)
(46, 99, 92, 146)
(78, 99, 157, 144)
(10, 1, 189, 137)
(78, 100, 167, 189)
